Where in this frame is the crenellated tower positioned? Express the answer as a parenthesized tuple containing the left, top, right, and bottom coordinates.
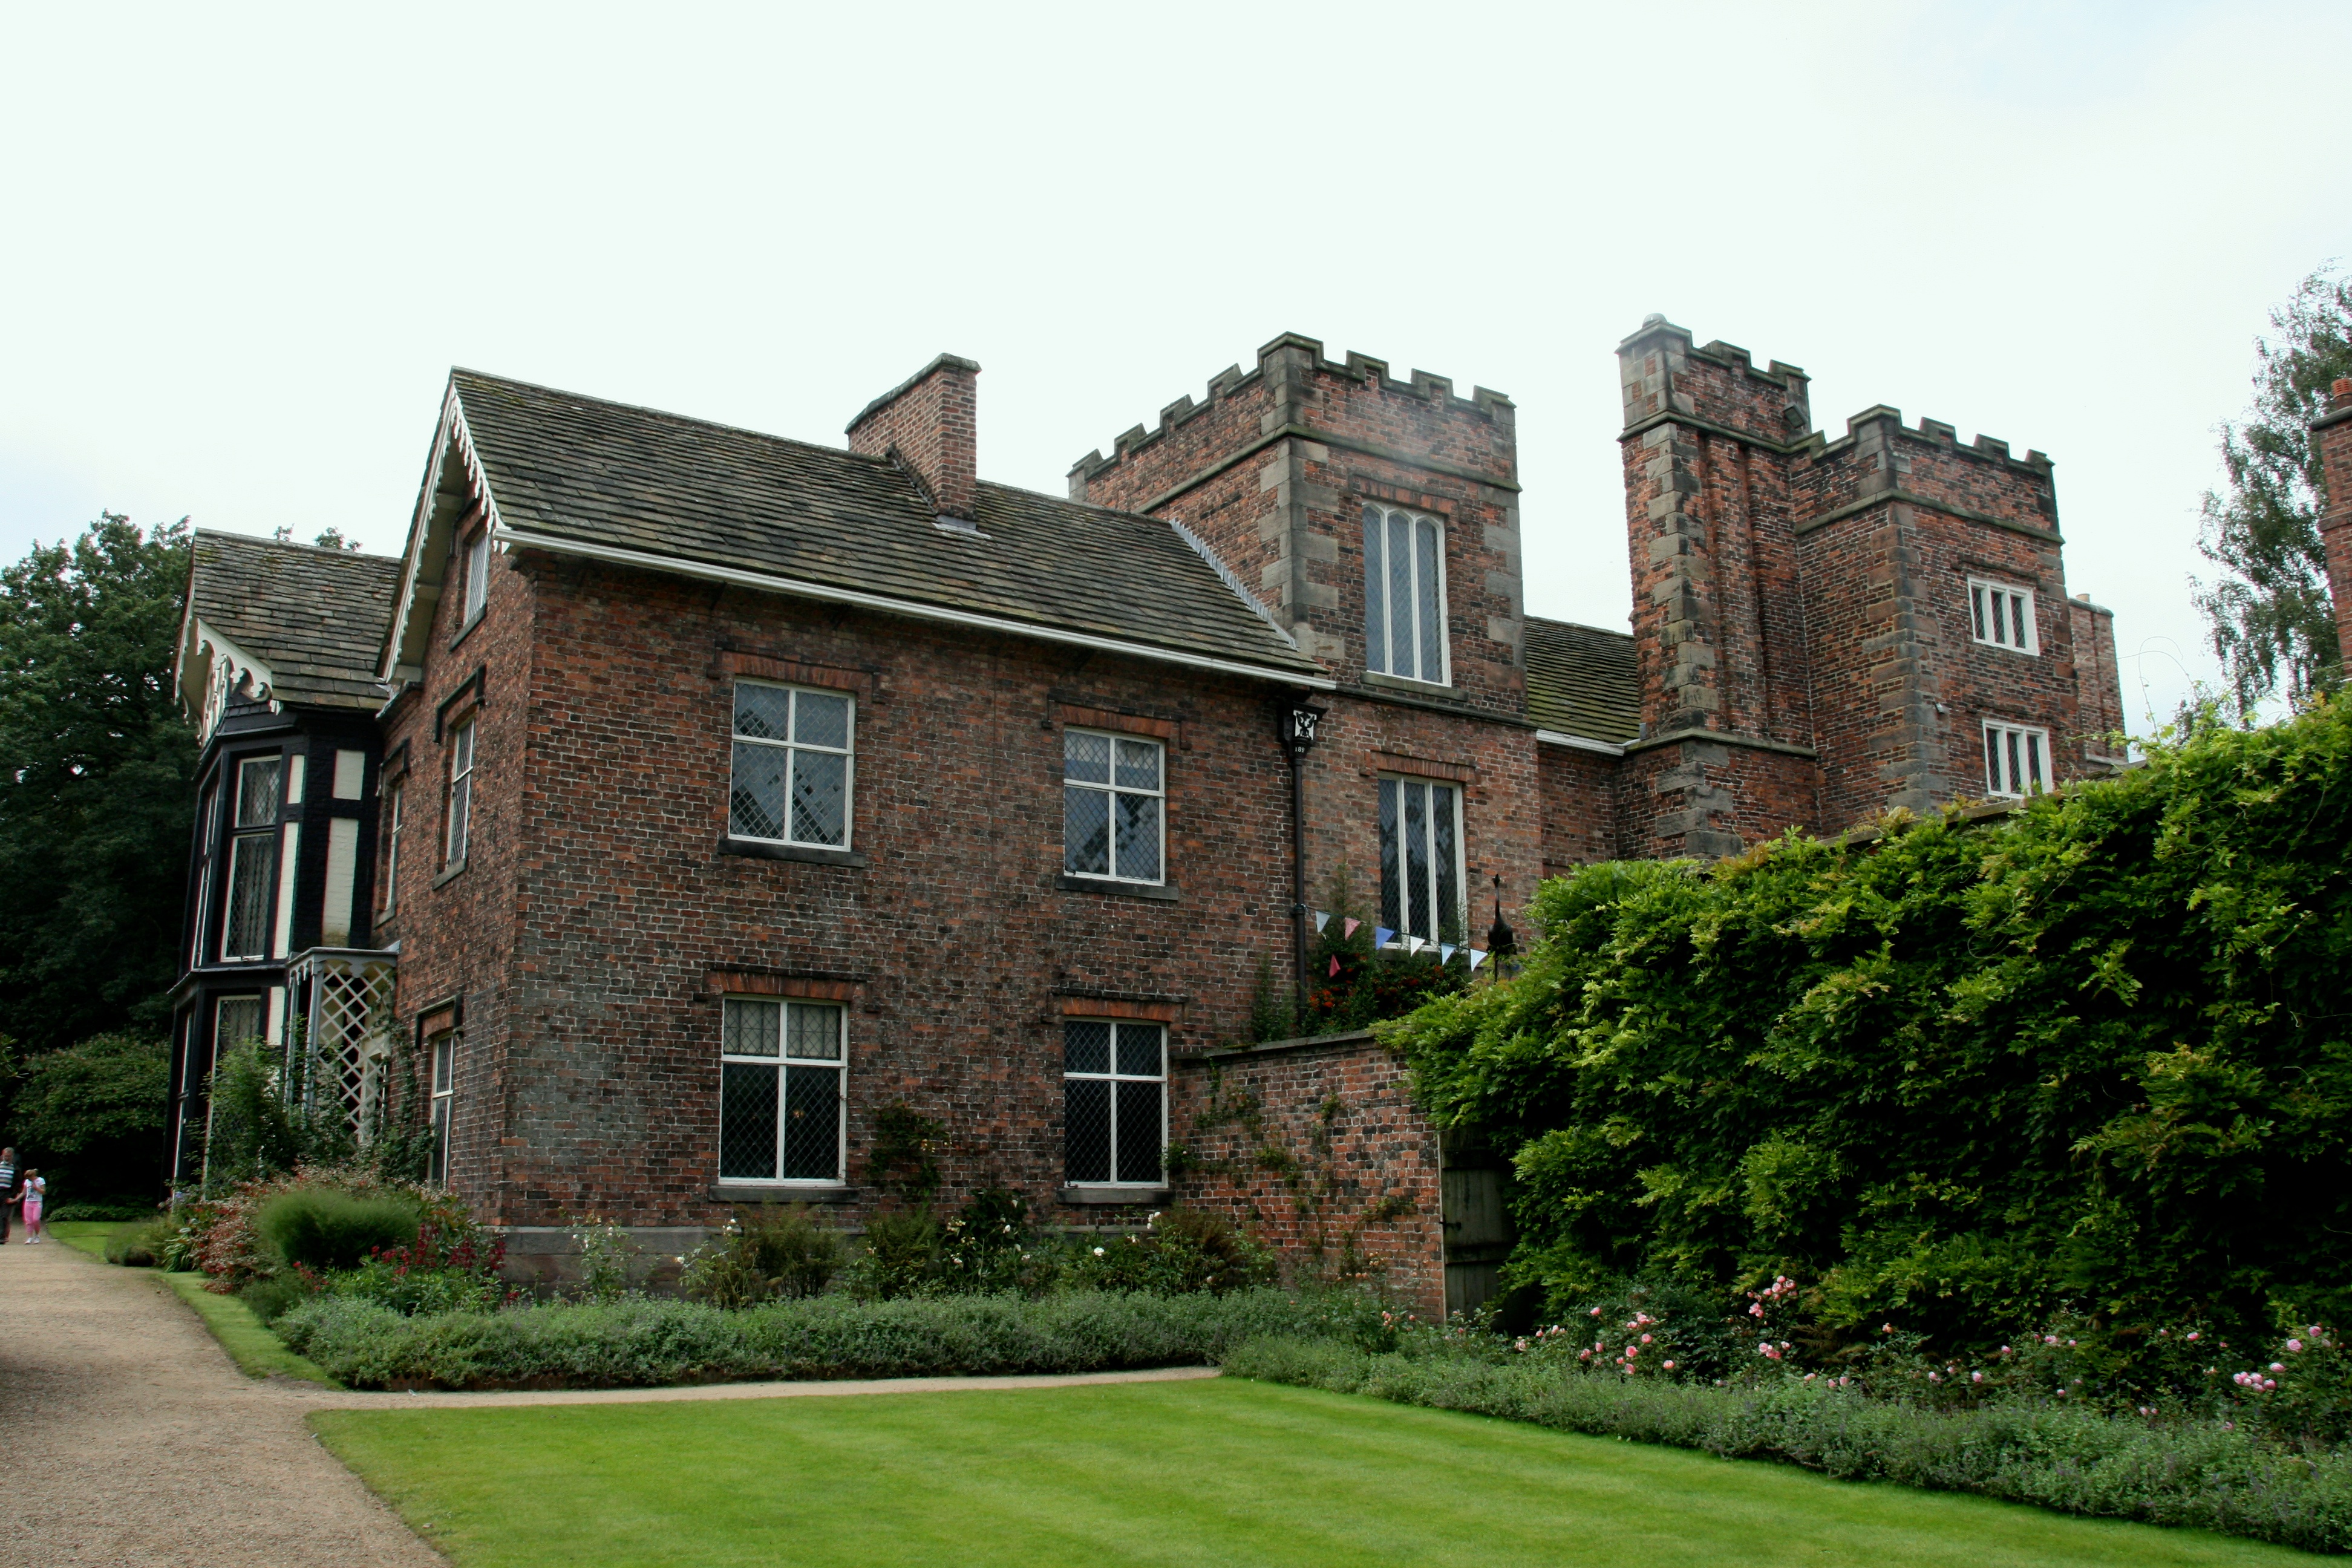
(1616, 316, 2126, 848)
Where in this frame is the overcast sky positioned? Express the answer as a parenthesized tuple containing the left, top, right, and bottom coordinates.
(5, 2, 2347, 731)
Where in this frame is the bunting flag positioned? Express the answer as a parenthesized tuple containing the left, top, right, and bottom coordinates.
(1328, 955, 1341, 978)
(1468, 949, 1489, 972)
(1374, 925, 1396, 949)
(1406, 935, 1426, 955)
(1313, 910, 1331, 933)
(1342, 918, 1361, 939)
(1440, 944, 1456, 964)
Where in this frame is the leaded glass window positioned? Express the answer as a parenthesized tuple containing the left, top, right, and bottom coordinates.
(444, 717, 475, 867)
(729, 682, 854, 848)
(463, 529, 491, 622)
(380, 780, 403, 915)
(1377, 777, 1462, 946)
(428, 1031, 456, 1186)
(220, 756, 281, 961)
(1062, 1021, 1164, 1186)
(1362, 503, 1447, 683)
(1982, 720, 2050, 799)
(1063, 731, 1163, 884)
(1968, 578, 2039, 655)
(214, 994, 266, 1050)
(718, 998, 846, 1183)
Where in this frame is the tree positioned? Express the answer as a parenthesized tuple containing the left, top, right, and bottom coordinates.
(0, 514, 197, 1056)
(11, 1033, 169, 1202)
(2193, 266, 2352, 716)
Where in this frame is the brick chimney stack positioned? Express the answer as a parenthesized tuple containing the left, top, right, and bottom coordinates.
(2316, 376, 2352, 673)
(847, 354, 981, 521)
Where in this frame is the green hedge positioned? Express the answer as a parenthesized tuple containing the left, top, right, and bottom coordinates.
(1227, 1337, 2352, 1555)
(274, 1288, 1385, 1391)
(1388, 697, 2352, 1342)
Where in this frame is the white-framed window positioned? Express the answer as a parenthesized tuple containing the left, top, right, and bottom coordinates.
(380, 780, 403, 914)
(728, 681, 854, 848)
(1062, 1019, 1165, 1186)
(427, 1030, 456, 1186)
(1968, 578, 2039, 655)
(220, 756, 283, 961)
(1379, 776, 1463, 946)
(191, 779, 220, 967)
(718, 997, 846, 1183)
(444, 717, 475, 867)
(1983, 720, 2052, 799)
(214, 994, 266, 1051)
(1362, 503, 1448, 684)
(463, 529, 490, 622)
(1063, 730, 1163, 883)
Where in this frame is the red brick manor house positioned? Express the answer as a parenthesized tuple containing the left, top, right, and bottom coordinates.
(166, 321, 2129, 1313)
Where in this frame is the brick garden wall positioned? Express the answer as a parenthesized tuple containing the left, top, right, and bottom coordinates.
(1170, 1035, 1445, 1319)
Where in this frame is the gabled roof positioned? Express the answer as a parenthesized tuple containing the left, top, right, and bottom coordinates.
(382, 369, 1330, 687)
(1524, 615, 1639, 746)
(176, 531, 404, 725)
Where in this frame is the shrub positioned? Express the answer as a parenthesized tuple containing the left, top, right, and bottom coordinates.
(273, 1285, 1395, 1391)
(569, 1215, 641, 1303)
(1065, 1209, 1276, 1296)
(1224, 1337, 2352, 1555)
(844, 1209, 941, 1301)
(240, 1273, 322, 1325)
(935, 1188, 1062, 1297)
(51, 1202, 159, 1223)
(681, 1206, 847, 1308)
(1390, 696, 2352, 1347)
(105, 1215, 175, 1267)
(257, 1187, 420, 1272)
(332, 1207, 508, 1317)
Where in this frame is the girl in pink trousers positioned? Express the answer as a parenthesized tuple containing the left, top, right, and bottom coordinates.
(18, 1170, 43, 1243)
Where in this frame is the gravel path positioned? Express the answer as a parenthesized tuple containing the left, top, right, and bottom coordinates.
(0, 1234, 443, 1568)
(2, 1231, 1221, 1566)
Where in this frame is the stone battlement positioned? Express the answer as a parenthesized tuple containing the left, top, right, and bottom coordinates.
(1070, 332, 1513, 486)
(1792, 404, 2053, 477)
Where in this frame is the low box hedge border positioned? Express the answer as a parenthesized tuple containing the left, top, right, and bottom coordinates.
(273, 1288, 1384, 1392)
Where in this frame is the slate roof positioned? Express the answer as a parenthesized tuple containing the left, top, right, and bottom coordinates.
(188, 531, 404, 710)
(446, 370, 1326, 681)
(1524, 615, 1639, 745)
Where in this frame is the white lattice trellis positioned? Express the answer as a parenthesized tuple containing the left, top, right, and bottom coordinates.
(292, 949, 397, 1117)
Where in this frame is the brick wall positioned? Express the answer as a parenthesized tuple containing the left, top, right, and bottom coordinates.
(1615, 318, 2111, 845)
(2068, 596, 2127, 762)
(1538, 741, 1621, 873)
(1068, 332, 1545, 944)
(846, 354, 981, 520)
(390, 542, 1321, 1235)
(1789, 413, 2084, 828)
(1170, 1036, 1445, 1318)
(376, 504, 537, 1217)
(2318, 382, 2352, 667)
(1071, 333, 1526, 715)
(1617, 326, 1816, 754)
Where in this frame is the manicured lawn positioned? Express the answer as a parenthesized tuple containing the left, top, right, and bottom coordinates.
(48, 1218, 129, 1258)
(153, 1266, 338, 1384)
(313, 1377, 2315, 1567)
